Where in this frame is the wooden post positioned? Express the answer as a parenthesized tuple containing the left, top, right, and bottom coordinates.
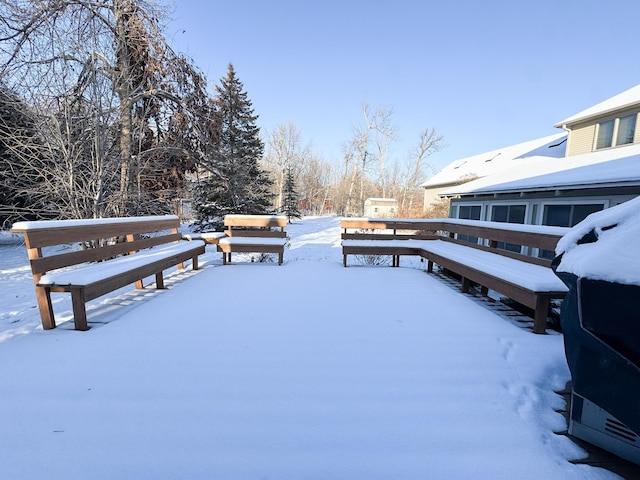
(533, 295, 549, 334)
(70, 287, 89, 331)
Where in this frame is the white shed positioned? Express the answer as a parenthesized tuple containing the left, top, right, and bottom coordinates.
(363, 198, 398, 217)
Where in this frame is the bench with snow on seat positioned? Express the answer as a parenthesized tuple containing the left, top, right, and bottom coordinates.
(341, 217, 570, 334)
(216, 214, 287, 265)
(11, 215, 205, 331)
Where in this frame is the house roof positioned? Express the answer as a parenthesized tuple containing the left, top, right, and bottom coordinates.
(440, 142, 640, 197)
(420, 133, 567, 189)
(554, 84, 640, 128)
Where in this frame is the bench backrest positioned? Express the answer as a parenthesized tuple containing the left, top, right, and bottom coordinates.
(437, 219, 568, 267)
(224, 215, 287, 228)
(224, 214, 287, 238)
(11, 215, 182, 279)
(341, 217, 440, 241)
(340, 217, 569, 267)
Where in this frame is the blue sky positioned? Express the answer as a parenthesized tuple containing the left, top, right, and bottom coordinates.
(168, 0, 640, 174)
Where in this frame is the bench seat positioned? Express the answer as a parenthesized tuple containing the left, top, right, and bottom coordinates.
(218, 237, 288, 247)
(39, 241, 203, 287)
(419, 240, 568, 293)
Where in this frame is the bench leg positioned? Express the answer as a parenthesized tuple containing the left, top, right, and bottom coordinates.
(427, 260, 434, 273)
(155, 272, 165, 289)
(278, 252, 283, 265)
(461, 277, 471, 294)
(343, 254, 347, 267)
(35, 286, 56, 330)
(70, 287, 89, 331)
(533, 296, 549, 334)
(192, 255, 199, 270)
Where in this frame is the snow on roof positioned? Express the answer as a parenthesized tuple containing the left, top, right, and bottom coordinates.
(555, 195, 640, 285)
(440, 142, 640, 196)
(420, 133, 566, 189)
(365, 198, 397, 204)
(554, 84, 640, 127)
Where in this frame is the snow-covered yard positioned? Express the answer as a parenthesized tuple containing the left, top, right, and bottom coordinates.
(0, 216, 623, 479)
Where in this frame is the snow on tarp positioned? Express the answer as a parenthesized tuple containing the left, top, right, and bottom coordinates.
(555, 196, 640, 286)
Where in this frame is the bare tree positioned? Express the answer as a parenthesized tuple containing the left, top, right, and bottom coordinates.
(0, 0, 212, 220)
(399, 127, 444, 216)
(264, 123, 311, 212)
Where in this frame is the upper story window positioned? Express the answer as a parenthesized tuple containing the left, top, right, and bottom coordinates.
(595, 113, 637, 150)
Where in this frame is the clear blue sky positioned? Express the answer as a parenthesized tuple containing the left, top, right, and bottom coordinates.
(167, 0, 640, 175)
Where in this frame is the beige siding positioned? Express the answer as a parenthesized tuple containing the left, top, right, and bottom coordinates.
(423, 186, 446, 209)
(565, 106, 640, 156)
(566, 123, 596, 156)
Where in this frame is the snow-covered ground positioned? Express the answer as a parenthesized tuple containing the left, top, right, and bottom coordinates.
(0, 216, 623, 479)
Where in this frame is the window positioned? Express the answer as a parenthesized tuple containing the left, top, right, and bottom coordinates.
(539, 203, 605, 259)
(596, 119, 614, 149)
(458, 205, 481, 221)
(617, 114, 636, 146)
(456, 205, 481, 244)
(595, 113, 637, 150)
(542, 203, 604, 227)
(491, 204, 525, 224)
(491, 204, 526, 252)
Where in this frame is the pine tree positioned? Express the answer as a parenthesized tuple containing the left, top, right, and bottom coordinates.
(281, 165, 302, 223)
(193, 64, 273, 230)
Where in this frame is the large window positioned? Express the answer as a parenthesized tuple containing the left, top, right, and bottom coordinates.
(491, 204, 526, 252)
(617, 114, 636, 146)
(539, 203, 605, 259)
(458, 205, 481, 221)
(542, 203, 604, 227)
(595, 113, 637, 150)
(456, 205, 481, 243)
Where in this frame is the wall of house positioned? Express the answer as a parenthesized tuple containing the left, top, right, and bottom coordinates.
(448, 188, 640, 227)
(423, 186, 446, 210)
(566, 106, 640, 156)
(566, 123, 596, 156)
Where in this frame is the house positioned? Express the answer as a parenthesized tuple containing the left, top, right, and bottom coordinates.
(420, 133, 567, 208)
(363, 198, 398, 217)
(427, 84, 640, 229)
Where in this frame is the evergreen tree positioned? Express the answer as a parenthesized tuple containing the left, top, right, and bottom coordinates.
(281, 165, 302, 223)
(194, 64, 273, 230)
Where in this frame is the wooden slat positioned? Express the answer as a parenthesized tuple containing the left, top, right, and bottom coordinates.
(216, 244, 284, 254)
(224, 229, 287, 238)
(440, 237, 552, 267)
(342, 233, 438, 241)
(80, 243, 205, 302)
(14, 217, 179, 248)
(224, 215, 287, 228)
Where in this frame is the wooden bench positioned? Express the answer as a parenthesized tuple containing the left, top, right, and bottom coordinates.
(341, 217, 570, 334)
(341, 218, 439, 267)
(10, 215, 205, 331)
(216, 214, 287, 265)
